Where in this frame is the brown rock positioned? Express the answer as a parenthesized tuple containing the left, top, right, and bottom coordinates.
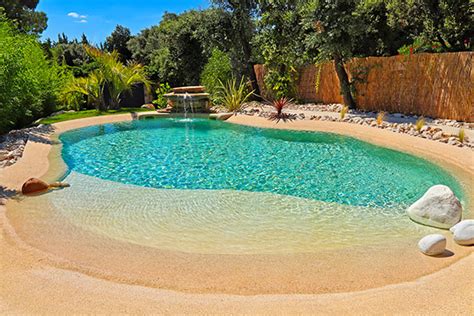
(21, 178, 49, 195)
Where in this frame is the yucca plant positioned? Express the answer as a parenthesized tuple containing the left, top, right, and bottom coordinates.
(340, 105, 349, 120)
(268, 97, 294, 122)
(415, 117, 425, 132)
(376, 111, 385, 125)
(218, 77, 254, 113)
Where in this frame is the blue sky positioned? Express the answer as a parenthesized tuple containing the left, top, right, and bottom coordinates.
(38, 0, 210, 43)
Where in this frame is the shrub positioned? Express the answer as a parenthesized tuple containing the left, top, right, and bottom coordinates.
(152, 82, 172, 108)
(0, 17, 65, 133)
(218, 77, 254, 113)
(264, 67, 298, 100)
(200, 49, 232, 104)
(268, 97, 294, 123)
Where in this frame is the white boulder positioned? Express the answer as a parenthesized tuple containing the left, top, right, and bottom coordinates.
(407, 185, 462, 229)
(453, 224, 474, 246)
(418, 234, 447, 256)
(449, 219, 474, 234)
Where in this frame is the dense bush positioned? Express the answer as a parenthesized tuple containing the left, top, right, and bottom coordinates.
(152, 82, 172, 108)
(200, 49, 232, 104)
(0, 18, 65, 134)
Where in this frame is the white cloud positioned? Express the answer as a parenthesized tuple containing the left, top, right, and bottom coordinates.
(68, 12, 88, 23)
(67, 12, 80, 18)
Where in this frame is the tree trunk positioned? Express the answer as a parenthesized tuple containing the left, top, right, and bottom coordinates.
(333, 52, 356, 109)
(235, 0, 260, 99)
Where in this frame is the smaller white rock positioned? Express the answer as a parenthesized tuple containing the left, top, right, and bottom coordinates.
(453, 225, 474, 246)
(418, 234, 447, 256)
(449, 219, 474, 233)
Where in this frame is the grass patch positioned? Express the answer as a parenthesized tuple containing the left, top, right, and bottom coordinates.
(38, 107, 151, 124)
(376, 111, 385, 125)
(458, 128, 465, 143)
(415, 117, 425, 132)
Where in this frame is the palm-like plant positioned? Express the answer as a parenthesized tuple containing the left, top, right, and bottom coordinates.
(218, 77, 254, 113)
(61, 46, 150, 111)
(268, 97, 294, 122)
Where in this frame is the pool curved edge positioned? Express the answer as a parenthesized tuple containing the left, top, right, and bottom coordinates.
(0, 113, 473, 312)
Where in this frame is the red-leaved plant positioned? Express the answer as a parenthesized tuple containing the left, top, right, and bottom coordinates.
(268, 97, 294, 122)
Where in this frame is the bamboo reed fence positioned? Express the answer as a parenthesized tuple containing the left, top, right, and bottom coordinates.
(254, 52, 473, 122)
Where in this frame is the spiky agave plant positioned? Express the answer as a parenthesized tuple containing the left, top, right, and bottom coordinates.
(218, 77, 254, 113)
(268, 97, 294, 122)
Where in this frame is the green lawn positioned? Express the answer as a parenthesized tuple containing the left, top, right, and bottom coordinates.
(39, 107, 152, 124)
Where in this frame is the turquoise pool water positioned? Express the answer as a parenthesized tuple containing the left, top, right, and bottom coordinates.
(60, 118, 462, 208)
(49, 117, 464, 254)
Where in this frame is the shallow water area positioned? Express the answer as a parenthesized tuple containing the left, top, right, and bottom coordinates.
(43, 172, 440, 254)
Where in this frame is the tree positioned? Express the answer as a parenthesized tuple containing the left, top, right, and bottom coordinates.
(304, 0, 362, 108)
(256, 0, 308, 99)
(81, 33, 89, 45)
(0, 0, 47, 34)
(61, 46, 150, 111)
(127, 9, 232, 86)
(415, 0, 473, 51)
(49, 37, 97, 77)
(212, 0, 260, 96)
(385, 0, 473, 52)
(104, 25, 133, 62)
(200, 48, 232, 103)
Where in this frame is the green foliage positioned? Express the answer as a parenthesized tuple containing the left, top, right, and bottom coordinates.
(398, 38, 445, 55)
(314, 64, 322, 94)
(256, 0, 307, 99)
(104, 25, 133, 62)
(60, 46, 150, 111)
(387, 0, 473, 52)
(0, 0, 47, 34)
(218, 78, 254, 112)
(0, 17, 65, 133)
(200, 49, 232, 104)
(212, 0, 260, 91)
(264, 67, 298, 100)
(127, 9, 232, 86)
(152, 82, 172, 108)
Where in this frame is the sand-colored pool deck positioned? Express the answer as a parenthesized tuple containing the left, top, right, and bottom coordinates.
(0, 113, 472, 314)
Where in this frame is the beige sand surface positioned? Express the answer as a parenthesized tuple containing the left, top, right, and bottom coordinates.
(0, 113, 473, 313)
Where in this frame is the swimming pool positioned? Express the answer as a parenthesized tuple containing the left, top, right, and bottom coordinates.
(51, 118, 464, 254)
